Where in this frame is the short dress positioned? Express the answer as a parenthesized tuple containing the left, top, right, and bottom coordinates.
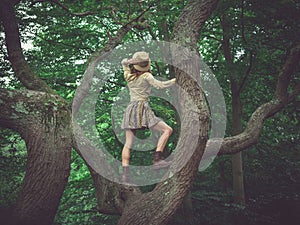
(121, 65, 176, 130)
(121, 100, 162, 129)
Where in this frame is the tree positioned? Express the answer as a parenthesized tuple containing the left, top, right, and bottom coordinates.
(0, 0, 299, 225)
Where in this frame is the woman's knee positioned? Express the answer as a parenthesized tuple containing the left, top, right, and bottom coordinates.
(164, 126, 173, 136)
(124, 129, 135, 148)
(124, 138, 134, 149)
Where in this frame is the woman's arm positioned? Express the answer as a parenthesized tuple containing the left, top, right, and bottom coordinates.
(144, 73, 176, 89)
(121, 58, 131, 80)
(121, 58, 138, 66)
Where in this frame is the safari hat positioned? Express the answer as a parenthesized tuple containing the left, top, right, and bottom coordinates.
(132, 51, 151, 72)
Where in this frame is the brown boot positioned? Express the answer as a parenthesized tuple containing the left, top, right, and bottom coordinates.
(121, 166, 130, 184)
(153, 151, 171, 170)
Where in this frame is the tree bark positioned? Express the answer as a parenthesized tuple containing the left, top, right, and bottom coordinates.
(0, 89, 72, 225)
(231, 89, 245, 205)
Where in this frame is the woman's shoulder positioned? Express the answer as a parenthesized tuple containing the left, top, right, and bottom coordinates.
(141, 72, 153, 79)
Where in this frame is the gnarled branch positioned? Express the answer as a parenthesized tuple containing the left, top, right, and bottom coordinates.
(0, 1, 55, 94)
(210, 43, 300, 156)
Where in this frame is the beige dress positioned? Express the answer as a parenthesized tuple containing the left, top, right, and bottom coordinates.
(121, 65, 176, 129)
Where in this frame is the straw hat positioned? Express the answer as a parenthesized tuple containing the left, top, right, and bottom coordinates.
(132, 51, 151, 72)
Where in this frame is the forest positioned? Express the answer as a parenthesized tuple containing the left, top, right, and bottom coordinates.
(0, 0, 299, 225)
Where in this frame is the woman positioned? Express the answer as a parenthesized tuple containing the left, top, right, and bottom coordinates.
(121, 51, 176, 183)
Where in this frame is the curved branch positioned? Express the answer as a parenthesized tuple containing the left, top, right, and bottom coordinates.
(0, 1, 55, 94)
(216, 100, 284, 155)
(70, 7, 152, 216)
(212, 43, 300, 156)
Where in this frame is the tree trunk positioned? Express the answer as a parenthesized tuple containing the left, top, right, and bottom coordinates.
(0, 89, 72, 225)
(231, 84, 245, 205)
(220, 14, 246, 205)
(167, 192, 194, 225)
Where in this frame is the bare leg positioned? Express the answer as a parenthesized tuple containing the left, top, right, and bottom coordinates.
(150, 121, 173, 169)
(121, 129, 136, 183)
(151, 121, 173, 152)
(122, 129, 136, 166)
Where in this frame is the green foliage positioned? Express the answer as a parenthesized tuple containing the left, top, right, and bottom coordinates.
(0, 130, 26, 207)
(54, 150, 120, 225)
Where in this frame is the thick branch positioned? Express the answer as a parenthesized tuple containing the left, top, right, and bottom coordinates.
(172, 0, 219, 49)
(0, 1, 55, 94)
(212, 44, 300, 155)
(0, 88, 63, 128)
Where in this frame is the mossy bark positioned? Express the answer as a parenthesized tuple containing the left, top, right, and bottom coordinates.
(0, 89, 72, 225)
